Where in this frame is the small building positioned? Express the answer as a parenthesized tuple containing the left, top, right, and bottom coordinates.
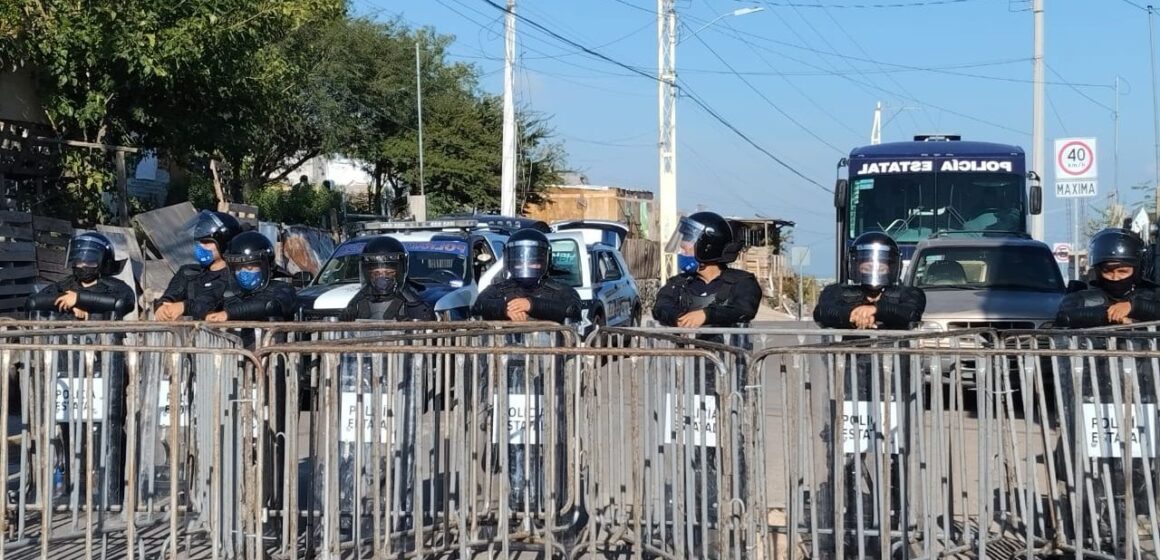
(726, 217, 795, 299)
(524, 174, 656, 240)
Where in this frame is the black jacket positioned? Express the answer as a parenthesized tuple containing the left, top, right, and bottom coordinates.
(339, 285, 436, 322)
(223, 280, 297, 322)
(813, 284, 926, 330)
(157, 264, 232, 320)
(1055, 280, 1160, 329)
(27, 276, 136, 320)
(473, 278, 582, 324)
(652, 268, 762, 328)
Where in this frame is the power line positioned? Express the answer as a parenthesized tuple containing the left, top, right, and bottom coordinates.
(681, 84, 833, 193)
(690, 31, 846, 153)
(475, 0, 829, 191)
(1046, 63, 1115, 113)
(1119, 0, 1149, 11)
(756, 0, 975, 7)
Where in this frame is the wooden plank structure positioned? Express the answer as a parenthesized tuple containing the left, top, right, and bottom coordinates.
(33, 215, 72, 283)
(0, 211, 36, 314)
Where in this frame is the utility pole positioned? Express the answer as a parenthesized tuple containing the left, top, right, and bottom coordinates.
(500, 0, 518, 217)
(870, 101, 882, 145)
(1150, 6, 1160, 191)
(413, 41, 428, 221)
(1029, 0, 1046, 241)
(658, 0, 678, 281)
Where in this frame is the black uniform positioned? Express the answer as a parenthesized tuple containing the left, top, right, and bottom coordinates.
(473, 278, 582, 323)
(340, 285, 435, 322)
(1056, 282, 1160, 327)
(222, 280, 297, 323)
(156, 265, 232, 319)
(27, 276, 136, 320)
(813, 284, 926, 330)
(652, 268, 762, 328)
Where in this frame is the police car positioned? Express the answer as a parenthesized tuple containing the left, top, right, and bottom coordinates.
(478, 229, 641, 335)
(296, 220, 507, 321)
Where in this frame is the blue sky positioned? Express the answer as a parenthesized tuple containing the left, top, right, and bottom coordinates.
(376, 0, 1153, 275)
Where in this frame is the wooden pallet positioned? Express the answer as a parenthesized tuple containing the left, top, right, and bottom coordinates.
(32, 215, 72, 283)
(0, 211, 37, 315)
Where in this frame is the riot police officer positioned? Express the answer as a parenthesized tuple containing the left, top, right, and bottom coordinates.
(340, 236, 435, 322)
(472, 228, 580, 514)
(473, 228, 582, 323)
(1053, 228, 1160, 548)
(27, 232, 136, 505)
(155, 210, 242, 320)
(27, 232, 136, 320)
(813, 231, 924, 554)
(814, 231, 926, 330)
(1057, 227, 1160, 327)
(653, 211, 762, 330)
(205, 231, 296, 324)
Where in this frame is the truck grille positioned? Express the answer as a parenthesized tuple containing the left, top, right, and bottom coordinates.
(948, 321, 1035, 331)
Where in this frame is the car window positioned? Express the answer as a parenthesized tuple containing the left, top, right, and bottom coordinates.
(403, 241, 469, 285)
(315, 241, 367, 285)
(598, 252, 622, 281)
(911, 245, 1064, 292)
(549, 239, 584, 287)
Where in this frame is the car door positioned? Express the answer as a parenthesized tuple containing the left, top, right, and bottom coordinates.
(596, 251, 630, 326)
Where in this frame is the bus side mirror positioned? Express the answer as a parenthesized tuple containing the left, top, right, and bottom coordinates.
(834, 179, 848, 210)
(1028, 171, 1043, 215)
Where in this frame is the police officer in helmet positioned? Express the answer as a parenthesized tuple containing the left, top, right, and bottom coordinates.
(473, 228, 581, 323)
(653, 211, 761, 329)
(27, 232, 136, 320)
(205, 231, 296, 324)
(814, 231, 926, 330)
(1056, 227, 1160, 327)
(340, 236, 435, 322)
(155, 210, 242, 320)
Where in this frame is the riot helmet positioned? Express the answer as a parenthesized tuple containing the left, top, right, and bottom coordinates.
(665, 211, 735, 273)
(849, 231, 900, 290)
(505, 228, 551, 287)
(223, 231, 275, 293)
(1089, 228, 1145, 298)
(361, 236, 408, 297)
(67, 232, 122, 284)
(187, 210, 242, 267)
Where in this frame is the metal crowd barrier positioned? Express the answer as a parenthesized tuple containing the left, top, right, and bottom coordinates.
(1, 320, 1159, 559)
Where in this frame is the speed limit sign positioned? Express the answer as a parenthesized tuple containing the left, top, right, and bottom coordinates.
(1054, 137, 1098, 180)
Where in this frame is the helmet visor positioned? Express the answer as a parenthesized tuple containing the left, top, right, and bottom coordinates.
(505, 240, 549, 281)
(851, 243, 898, 288)
(185, 210, 227, 243)
(67, 237, 108, 269)
(664, 217, 706, 256)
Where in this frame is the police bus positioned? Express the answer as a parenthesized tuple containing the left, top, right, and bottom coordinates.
(833, 135, 1044, 281)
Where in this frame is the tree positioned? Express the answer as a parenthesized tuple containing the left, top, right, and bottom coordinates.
(0, 0, 343, 222)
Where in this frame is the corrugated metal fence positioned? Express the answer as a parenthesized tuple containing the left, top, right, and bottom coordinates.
(0, 320, 1157, 558)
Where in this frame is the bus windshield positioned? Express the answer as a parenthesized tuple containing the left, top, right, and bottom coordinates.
(848, 172, 1025, 242)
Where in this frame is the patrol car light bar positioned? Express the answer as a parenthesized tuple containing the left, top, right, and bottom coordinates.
(349, 219, 481, 235)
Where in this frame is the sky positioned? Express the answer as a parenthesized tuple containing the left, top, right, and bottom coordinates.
(374, 0, 1154, 276)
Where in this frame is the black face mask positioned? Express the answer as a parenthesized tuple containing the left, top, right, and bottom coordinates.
(1102, 276, 1136, 299)
(74, 267, 100, 284)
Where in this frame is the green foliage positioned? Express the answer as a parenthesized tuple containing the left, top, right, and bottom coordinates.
(251, 182, 341, 228)
(2, 3, 568, 223)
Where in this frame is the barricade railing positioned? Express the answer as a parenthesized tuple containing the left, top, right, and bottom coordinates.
(3, 319, 1159, 559)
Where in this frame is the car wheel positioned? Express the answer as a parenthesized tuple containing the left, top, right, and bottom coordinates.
(631, 305, 642, 327)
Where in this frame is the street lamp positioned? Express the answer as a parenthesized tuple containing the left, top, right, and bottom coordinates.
(683, 7, 765, 43)
(658, 4, 764, 282)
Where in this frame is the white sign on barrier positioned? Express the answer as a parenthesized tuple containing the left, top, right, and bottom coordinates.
(841, 401, 901, 455)
(55, 377, 106, 422)
(492, 394, 543, 445)
(1082, 403, 1159, 459)
(664, 394, 718, 448)
(339, 392, 396, 444)
(158, 380, 191, 427)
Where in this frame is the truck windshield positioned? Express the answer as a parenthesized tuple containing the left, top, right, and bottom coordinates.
(910, 245, 1064, 292)
(849, 172, 1025, 242)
